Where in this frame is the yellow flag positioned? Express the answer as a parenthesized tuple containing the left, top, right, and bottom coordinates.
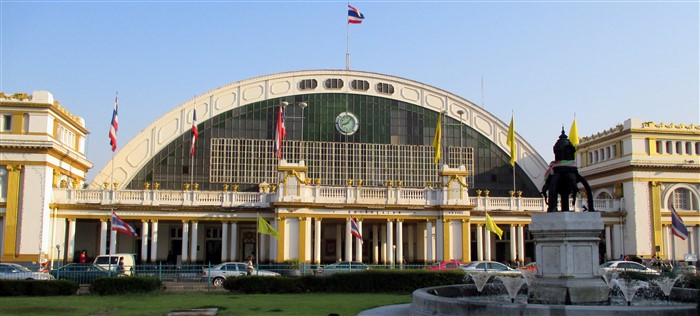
(569, 118, 579, 149)
(432, 113, 442, 165)
(485, 212, 503, 240)
(257, 214, 279, 239)
(506, 114, 516, 166)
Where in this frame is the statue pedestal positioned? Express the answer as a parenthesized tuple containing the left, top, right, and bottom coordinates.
(527, 212, 609, 305)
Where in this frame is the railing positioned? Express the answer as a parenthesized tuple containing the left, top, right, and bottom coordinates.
(51, 187, 624, 213)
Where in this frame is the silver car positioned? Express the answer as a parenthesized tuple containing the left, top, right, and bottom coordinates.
(598, 260, 660, 276)
(0, 263, 55, 280)
(202, 262, 280, 287)
(461, 261, 521, 275)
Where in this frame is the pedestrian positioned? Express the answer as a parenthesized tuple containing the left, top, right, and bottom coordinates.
(247, 256, 254, 276)
(117, 257, 125, 274)
(79, 250, 86, 263)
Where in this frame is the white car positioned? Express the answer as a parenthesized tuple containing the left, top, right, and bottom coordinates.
(461, 261, 521, 275)
(0, 263, 55, 280)
(598, 260, 660, 276)
(202, 262, 280, 286)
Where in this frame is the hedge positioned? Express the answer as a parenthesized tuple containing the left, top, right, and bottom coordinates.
(0, 279, 79, 296)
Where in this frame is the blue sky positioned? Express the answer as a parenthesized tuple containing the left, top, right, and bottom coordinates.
(2, 1, 698, 184)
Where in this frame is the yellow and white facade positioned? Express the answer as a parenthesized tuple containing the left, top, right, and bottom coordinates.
(0, 71, 697, 267)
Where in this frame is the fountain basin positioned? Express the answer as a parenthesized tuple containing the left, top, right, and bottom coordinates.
(409, 284, 698, 316)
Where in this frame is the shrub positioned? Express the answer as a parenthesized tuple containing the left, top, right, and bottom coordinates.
(90, 276, 163, 295)
(223, 270, 465, 294)
(0, 280, 79, 296)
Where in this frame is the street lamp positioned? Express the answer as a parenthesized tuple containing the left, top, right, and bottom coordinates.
(298, 102, 308, 160)
(456, 110, 465, 147)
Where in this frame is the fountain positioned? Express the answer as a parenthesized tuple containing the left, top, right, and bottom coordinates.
(652, 275, 684, 301)
(467, 272, 493, 293)
(409, 129, 698, 315)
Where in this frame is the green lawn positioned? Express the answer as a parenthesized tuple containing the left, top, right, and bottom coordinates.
(0, 292, 412, 316)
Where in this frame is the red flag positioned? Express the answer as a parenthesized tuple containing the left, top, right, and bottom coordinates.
(111, 212, 138, 237)
(190, 109, 198, 156)
(274, 105, 286, 158)
(350, 216, 363, 242)
(109, 95, 118, 151)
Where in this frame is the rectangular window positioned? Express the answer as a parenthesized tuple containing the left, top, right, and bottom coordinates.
(1, 114, 11, 131)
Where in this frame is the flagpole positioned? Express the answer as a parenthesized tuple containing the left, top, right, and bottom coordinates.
(511, 110, 516, 194)
(110, 91, 117, 191)
(190, 96, 195, 190)
(346, 3, 350, 70)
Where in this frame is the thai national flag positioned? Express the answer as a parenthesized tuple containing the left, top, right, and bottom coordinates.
(671, 205, 689, 240)
(274, 105, 286, 159)
(348, 5, 365, 24)
(111, 212, 138, 237)
(190, 109, 198, 157)
(109, 95, 118, 152)
(350, 216, 363, 242)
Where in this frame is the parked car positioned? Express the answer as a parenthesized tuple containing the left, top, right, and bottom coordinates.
(461, 261, 521, 275)
(314, 261, 369, 276)
(519, 262, 537, 272)
(0, 263, 54, 280)
(50, 263, 113, 284)
(426, 260, 465, 271)
(598, 260, 660, 276)
(202, 262, 280, 287)
(93, 253, 136, 275)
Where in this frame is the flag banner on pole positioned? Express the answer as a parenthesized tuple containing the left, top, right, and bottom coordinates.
(109, 95, 118, 152)
(111, 211, 138, 237)
(257, 214, 279, 239)
(274, 105, 286, 159)
(350, 216, 363, 242)
(190, 109, 198, 157)
(432, 114, 442, 164)
(485, 212, 503, 240)
(569, 118, 579, 149)
(671, 205, 689, 240)
(348, 5, 365, 24)
(506, 114, 516, 166)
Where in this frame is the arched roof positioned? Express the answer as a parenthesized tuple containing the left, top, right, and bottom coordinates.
(90, 70, 549, 190)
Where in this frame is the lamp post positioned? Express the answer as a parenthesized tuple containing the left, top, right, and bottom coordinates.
(456, 110, 464, 147)
(55, 244, 61, 269)
(298, 102, 308, 160)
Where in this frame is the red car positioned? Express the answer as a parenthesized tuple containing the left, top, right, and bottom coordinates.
(426, 260, 465, 271)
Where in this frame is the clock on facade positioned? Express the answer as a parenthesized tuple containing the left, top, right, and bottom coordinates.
(335, 111, 359, 136)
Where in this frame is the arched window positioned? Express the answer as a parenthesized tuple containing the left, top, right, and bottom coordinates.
(672, 188, 698, 211)
(596, 192, 612, 199)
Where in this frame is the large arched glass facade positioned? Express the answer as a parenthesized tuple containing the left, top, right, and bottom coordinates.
(127, 93, 538, 196)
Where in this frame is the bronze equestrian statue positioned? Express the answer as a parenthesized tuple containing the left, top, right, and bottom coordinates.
(541, 128, 595, 212)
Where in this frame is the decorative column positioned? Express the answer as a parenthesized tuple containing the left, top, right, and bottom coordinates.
(1, 165, 21, 260)
(372, 224, 379, 264)
(387, 219, 394, 265)
(181, 221, 189, 263)
(345, 218, 352, 262)
(333, 223, 340, 261)
(190, 221, 199, 263)
(517, 224, 525, 264)
(462, 220, 471, 262)
(141, 220, 149, 263)
(221, 221, 229, 262)
(356, 219, 363, 262)
(426, 220, 434, 263)
(484, 224, 492, 261)
(396, 219, 403, 265)
(381, 224, 387, 263)
(110, 228, 117, 255)
(67, 218, 76, 262)
(435, 218, 444, 260)
(299, 217, 309, 262)
(150, 220, 159, 263)
(510, 224, 517, 263)
(442, 219, 451, 260)
(314, 218, 322, 264)
(99, 219, 108, 255)
(276, 217, 286, 262)
(604, 225, 612, 261)
(476, 224, 484, 261)
(407, 224, 415, 262)
(230, 221, 238, 261)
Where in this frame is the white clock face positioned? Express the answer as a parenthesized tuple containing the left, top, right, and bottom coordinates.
(335, 112, 359, 135)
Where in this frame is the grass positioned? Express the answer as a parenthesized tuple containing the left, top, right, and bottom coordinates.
(0, 292, 412, 316)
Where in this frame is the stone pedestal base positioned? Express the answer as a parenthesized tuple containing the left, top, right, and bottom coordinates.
(528, 277, 609, 305)
(528, 212, 608, 305)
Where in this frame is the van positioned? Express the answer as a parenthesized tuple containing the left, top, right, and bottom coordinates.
(93, 254, 136, 275)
